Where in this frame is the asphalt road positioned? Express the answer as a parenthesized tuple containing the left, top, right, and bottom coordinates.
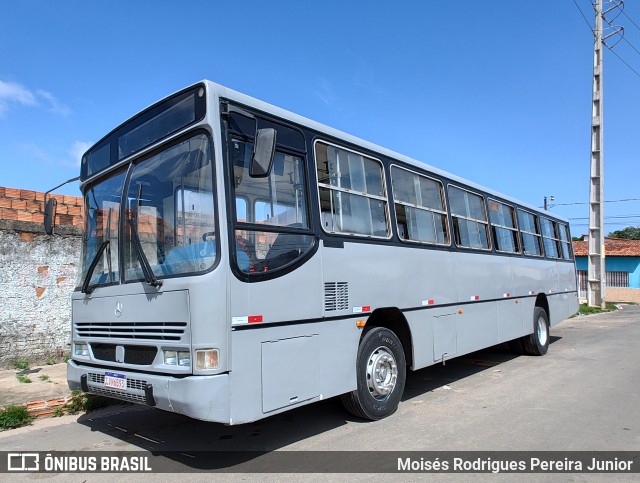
(1, 306, 639, 481)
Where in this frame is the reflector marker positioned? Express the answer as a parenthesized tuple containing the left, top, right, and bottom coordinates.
(421, 299, 436, 306)
(503, 293, 510, 298)
(232, 315, 264, 324)
(529, 290, 536, 295)
(470, 295, 480, 301)
(353, 306, 371, 313)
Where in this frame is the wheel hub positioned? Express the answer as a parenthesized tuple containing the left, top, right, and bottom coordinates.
(366, 347, 398, 399)
(537, 316, 549, 346)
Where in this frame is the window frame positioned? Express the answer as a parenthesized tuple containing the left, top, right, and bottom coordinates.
(228, 134, 316, 277)
(517, 208, 544, 257)
(314, 139, 392, 240)
(488, 198, 521, 254)
(390, 164, 450, 247)
(447, 184, 492, 251)
(557, 222, 573, 260)
(540, 216, 562, 260)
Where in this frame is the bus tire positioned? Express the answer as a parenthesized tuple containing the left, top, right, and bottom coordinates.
(340, 327, 406, 421)
(522, 307, 550, 356)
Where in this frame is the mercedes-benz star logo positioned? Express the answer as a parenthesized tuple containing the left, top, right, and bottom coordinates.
(114, 301, 123, 318)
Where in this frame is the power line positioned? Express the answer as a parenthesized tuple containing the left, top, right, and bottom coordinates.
(621, 8, 640, 32)
(569, 214, 640, 220)
(551, 197, 640, 207)
(572, 0, 594, 31)
(605, 41, 640, 78)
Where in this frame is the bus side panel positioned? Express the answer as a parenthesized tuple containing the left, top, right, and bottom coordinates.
(321, 242, 458, 319)
(229, 319, 360, 425)
(454, 252, 501, 354)
(550, 261, 579, 326)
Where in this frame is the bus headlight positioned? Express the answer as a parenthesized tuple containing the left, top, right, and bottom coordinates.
(196, 349, 219, 370)
(178, 351, 191, 367)
(163, 350, 177, 365)
(74, 343, 89, 356)
(163, 350, 191, 367)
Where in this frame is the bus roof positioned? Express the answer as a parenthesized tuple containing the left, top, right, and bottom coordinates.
(207, 81, 567, 223)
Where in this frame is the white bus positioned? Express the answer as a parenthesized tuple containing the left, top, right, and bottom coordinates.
(60, 81, 578, 424)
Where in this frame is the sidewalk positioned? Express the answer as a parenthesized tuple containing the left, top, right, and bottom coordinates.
(0, 363, 73, 417)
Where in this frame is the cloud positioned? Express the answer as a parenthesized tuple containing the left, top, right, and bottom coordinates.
(0, 80, 37, 115)
(37, 89, 71, 117)
(69, 140, 91, 167)
(0, 79, 70, 117)
(18, 140, 91, 168)
(314, 78, 344, 110)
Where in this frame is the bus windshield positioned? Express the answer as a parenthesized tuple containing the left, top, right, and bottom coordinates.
(78, 133, 217, 290)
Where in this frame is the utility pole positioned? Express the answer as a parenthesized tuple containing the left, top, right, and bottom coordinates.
(588, 0, 606, 308)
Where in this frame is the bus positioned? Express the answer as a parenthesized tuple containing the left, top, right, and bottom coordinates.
(58, 81, 578, 424)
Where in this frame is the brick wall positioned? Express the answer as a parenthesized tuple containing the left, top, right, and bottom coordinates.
(0, 186, 83, 368)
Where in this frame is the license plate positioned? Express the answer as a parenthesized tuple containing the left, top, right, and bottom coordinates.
(104, 372, 127, 390)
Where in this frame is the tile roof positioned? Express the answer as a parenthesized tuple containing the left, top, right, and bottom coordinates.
(572, 237, 640, 257)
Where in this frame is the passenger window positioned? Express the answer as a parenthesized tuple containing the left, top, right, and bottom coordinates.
(558, 223, 573, 260)
(540, 217, 560, 259)
(232, 138, 314, 274)
(449, 186, 490, 250)
(316, 141, 389, 238)
(488, 199, 520, 253)
(391, 166, 449, 245)
(517, 209, 543, 257)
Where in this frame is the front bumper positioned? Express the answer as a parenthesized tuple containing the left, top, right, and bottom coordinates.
(67, 360, 230, 423)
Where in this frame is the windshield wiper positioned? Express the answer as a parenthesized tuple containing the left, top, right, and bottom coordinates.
(128, 217, 162, 288)
(81, 240, 110, 294)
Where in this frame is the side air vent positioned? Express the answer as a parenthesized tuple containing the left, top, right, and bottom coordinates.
(324, 282, 349, 311)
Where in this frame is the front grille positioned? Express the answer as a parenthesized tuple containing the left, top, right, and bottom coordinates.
(89, 372, 148, 391)
(89, 387, 148, 404)
(75, 322, 187, 341)
(90, 343, 157, 365)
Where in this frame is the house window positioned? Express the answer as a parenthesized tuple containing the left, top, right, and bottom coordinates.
(607, 271, 629, 288)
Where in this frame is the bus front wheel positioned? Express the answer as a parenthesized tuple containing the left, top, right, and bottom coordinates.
(341, 327, 407, 420)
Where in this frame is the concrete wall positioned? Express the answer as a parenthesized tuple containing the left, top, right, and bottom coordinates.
(605, 287, 640, 304)
(0, 186, 82, 368)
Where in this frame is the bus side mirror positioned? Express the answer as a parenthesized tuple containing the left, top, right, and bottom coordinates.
(249, 128, 276, 178)
(44, 197, 57, 235)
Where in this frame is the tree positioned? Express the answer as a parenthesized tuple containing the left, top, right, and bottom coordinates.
(607, 226, 640, 240)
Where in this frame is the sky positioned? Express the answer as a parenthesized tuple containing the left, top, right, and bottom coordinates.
(1, 0, 640, 238)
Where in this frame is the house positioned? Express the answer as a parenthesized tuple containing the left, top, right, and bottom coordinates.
(572, 236, 640, 303)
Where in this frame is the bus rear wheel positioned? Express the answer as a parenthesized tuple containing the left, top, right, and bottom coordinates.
(522, 307, 550, 356)
(341, 327, 407, 420)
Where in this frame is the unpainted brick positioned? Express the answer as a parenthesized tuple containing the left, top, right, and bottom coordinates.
(4, 187, 20, 198)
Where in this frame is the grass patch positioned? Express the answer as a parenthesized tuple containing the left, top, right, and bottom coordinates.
(578, 303, 618, 316)
(13, 358, 29, 370)
(45, 356, 56, 366)
(0, 405, 34, 431)
(38, 374, 51, 382)
(16, 374, 32, 384)
(63, 391, 114, 415)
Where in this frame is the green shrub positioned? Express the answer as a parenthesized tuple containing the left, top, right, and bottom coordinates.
(64, 392, 114, 415)
(13, 358, 29, 370)
(16, 374, 32, 384)
(0, 405, 33, 431)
